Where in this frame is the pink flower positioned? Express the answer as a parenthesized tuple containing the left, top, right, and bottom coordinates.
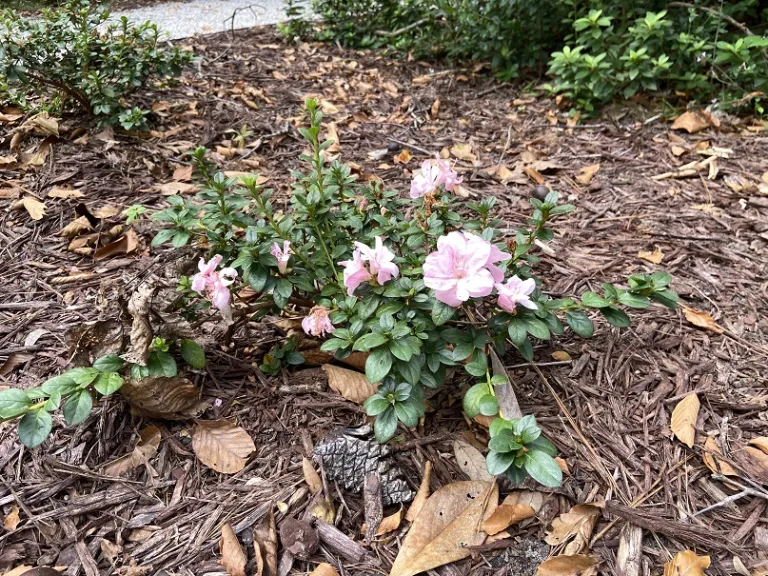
(271, 240, 291, 274)
(355, 237, 399, 285)
(410, 160, 442, 199)
(496, 276, 537, 312)
(424, 231, 506, 306)
(435, 158, 462, 191)
(339, 248, 372, 296)
(485, 243, 512, 283)
(302, 306, 335, 337)
(191, 255, 238, 311)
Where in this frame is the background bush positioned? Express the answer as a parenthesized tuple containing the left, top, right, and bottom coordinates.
(289, 0, 768, 113)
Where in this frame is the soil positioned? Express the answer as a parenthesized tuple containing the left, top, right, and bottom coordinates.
(1, 25, 768, 576)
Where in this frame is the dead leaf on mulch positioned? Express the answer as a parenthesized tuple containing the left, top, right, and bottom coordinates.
(450, 143, 477, 162)
(405, 460, 432, 522)
(47, 186, 85, 199)
(321, 364, 377, 404)
(310, 563, 339, 576)
(575, 164, 600, 185)
(481, 503, 535, 535)
(638, 247, 664, 264)
(389, 481, 498, 576)
(375, 506, 403, 536)
(0, 353, 33, 377)
(453, 439, 493, 481)
(702, 436, 737, 476)
(302, 457, 323, 494)
(663, 550, 710, 575)
(219, 522, 247, 576)
(192, 420, 256, 474)
(93, 228, 140, 260)
(172, 165, 194, 182)
(253, 507, 277, 576)
(545, 504, 601, 555)
(536, 554, 599, 576)
(12, 196, 46, 220)
(671, 110, 718, 134)
(683, 308, 724, 334)
(59, 215, 93, 237)
(325, 122, 340, 154)
(671, 393, 700, 448)
(120, 376, 202, 420)
(155, 181, 198, 195)
(67, 319, 124, 366)
(394, 149, 412, 164)
(3, 506, 20, 531)
(103, 425, 162, 477)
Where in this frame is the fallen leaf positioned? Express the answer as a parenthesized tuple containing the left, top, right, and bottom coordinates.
(683, 308, 724, 334)
(663, 550, 710, 576)
(219, 522, 247, 576)
(173, 165, 194, 182)
(671, 145, 688, 156)
(481, 503, 535, 535)
(17, 196, 46, 220)
(0, 353, 33, 377)
(272, 70, 287, 80)
(743, 446, 768, 479)
(389, 481, 498, 576)
(93, 204, 121, 219)
(321, 364, 377, 404)
(120, 376, 201, 420)
(537, 555, 599, 576)
(545, 504, 601, 554)
(310, 563, 339, 576)
(320, 100, 339, 114)
(93, 228, 140, 260)
(310, 498, 335, 523)
(638, 247, 664, 264)
(551, 351, 572, 362)
(411, 75, 433, 85)
(59, 216, 93, 237)
(749, 437, 768, 455)
(702, 436, 737, 476)
(192, 420, 256, 474)
(3, 505, 20, 531)
(546, 110, 558, 125)
(450, 143, 477, 162)
(280, 517, 319, 558)
(671, 393, 700, 448)
(575, 164, 600, 185)
(155, 181, 198, 195)
(325, 122, 340, 154)
(0, 155, 18, 169)
(302, 457, 323, 494)
(671, 111, 716, 134)
(103, 426, 162, 476)
(453, 439, 494, 481)
(25, 112, 59, 136)
(394, 149, 412, 164)
(405, 460, 432, 522)
(556, 457, 570, 474)
(376, 506, 403, 536)
(431, 99, 440, 119)
(1, 567, 35, 576)
(47, 186, 84, 199)
(253, 507, 277, 576)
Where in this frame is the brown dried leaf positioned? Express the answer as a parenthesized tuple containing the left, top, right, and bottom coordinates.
(545, 504, 601, 555)
(3, 506, 20, 531)
(320, 100, 339, 114)
(192, 420, 256, 474)
(389, 481, 498, 576)
(325, 122, 340, 154)
(453, 439, 493, 481)
(638, 247, 664, 264)
(524, 166, 546, 185)
(450, 143, 477, 162)
(155, 181, 198, 195)
(702, 436, 737, 476)
(172, 165, 194, 182)
(575, 164, 600, 185)
(671, 393, 700, 448)
(671, 111, 716, 134)
(394, 149, 412, 164)
(93, 204, 121, 219)
(93, 228, 139, 260)
(253, 507, 277, 576)
(551, 351, 572, 362)
(683, 308, 724, 334)
(405, 460, 432, 522)
(121, 283, 155, 366)
(0, 353, 33, 377)
(663, 550, 710, 576)
(120, 376, 201, 420)
(59, 216, 93, 237)
(411, 75, 433, 86)
(504, 491, 545, 514)
(321, 364, 377, 404)
(376, 507, 403, 536)
(67, 319, 123, 365)
(749, 437, 768, 455)
(431, 99, 440, 119)
(18, 196, 46, 220)
(481, 504, 535, 535)
(103, 426, 162, 476)
(537, 555, 599, 576)
(25, 112, 59, 136)
(671, 145, 688, 156)
(310, 563, 339, 576)
(47, 186, 84, 199)
(302, 457, 323, 494)
(219, 523, 247, 576)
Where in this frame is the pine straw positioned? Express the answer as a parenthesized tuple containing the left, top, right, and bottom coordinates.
(1, 25, 768, 576)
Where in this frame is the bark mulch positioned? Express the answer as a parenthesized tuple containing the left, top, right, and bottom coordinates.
(1, 25, 768, 576)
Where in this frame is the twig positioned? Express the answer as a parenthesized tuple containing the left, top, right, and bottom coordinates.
(390, 138, 433, 157)
(667, 2, 754, 35)
(375, 18, 429, 37)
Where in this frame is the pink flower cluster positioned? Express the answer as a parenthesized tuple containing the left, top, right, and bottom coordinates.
(191, 255, 238, 311)
(302, 305, 335, 337)
(339, 237, 399, 296)
(410, 158, 462, 199)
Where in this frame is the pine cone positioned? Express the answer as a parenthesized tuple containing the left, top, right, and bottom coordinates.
(313, 427, 413, 506)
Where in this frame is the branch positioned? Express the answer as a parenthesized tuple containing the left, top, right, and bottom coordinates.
(375, 18, 430, 38)
(667, 2, 753, 36)
(23, 70, 92, 112)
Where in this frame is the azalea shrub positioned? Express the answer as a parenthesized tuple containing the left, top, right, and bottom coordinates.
(152, 98, 678, 487)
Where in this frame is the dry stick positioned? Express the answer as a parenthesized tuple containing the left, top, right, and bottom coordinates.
(375, 18, 429, 37)
(530, 363, 626, 503)
(667, 2, 754, 35)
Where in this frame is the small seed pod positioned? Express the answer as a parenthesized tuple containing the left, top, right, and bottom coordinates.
(533, 185, 550, 200)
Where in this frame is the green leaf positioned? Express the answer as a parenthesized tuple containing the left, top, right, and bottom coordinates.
(650, 289, 679, 309)
(151, 228, 176, 246)
(478, 393, 499, 416)
(66, 367, 100, 387)
(320, 338, 348, 353)
(431, 300, 455, 326)
(489, 416, 514, 437)
(374, 408, 398, 442)
(93, 372, 124, 396)
(365, 347, 392, 383)
(514, 337, 534, 361)
(131, 363, 150, 380)
(275, 278, 293, 299)
(465, 349, 488, 377)
(0, 388, 32, 419)
(353, 333, 389, 352)
(463, 382, 489, 418)
(389, 338, 414, 362)
(486, 450, 515, 475)
(489, 429, 522, 452)
(44, 392, 61, 412)
(451, 341, 475, 362)
(507, 317, 527, 345)
(18, 410, 53, 448)
(41, 374, 79, 396)
(63, 390, 93, 426)
(147, 351, 177, 377)
(581, 291, 610, 308)
(93, 354, 125, 372)
(523, 450, 563, 487)
(618, 292, 651, 309)
(505, 463, 529, 486)
(528, 436, 558, 457)
(565, 311, 594, 337)
(600, 306, 631, 328)
(395, 399, 421, 427)
(364, 394, 391, 416)
(523, 317, 550, 340)
(180, 339, 206, 369)
(356, 296, 379, 320)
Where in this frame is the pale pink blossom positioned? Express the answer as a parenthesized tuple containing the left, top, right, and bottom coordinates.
(485, 243, 512, 283)
(423, 231, 509, 306)
(410, 159, 442, 199)
(435, 158, 462, 191)
(271, 240, 291, 274)
(496, 276, 537, 312)
(355, 237, 399, 285)
(191, 255, 238, 311)
(339, 248, 372, 296)
(302, 306, 335, 337)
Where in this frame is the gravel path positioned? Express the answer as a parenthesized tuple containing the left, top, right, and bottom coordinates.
(113, 0, 294, 40)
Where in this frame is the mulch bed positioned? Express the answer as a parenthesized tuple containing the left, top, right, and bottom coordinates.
(2, 24, 768, 576)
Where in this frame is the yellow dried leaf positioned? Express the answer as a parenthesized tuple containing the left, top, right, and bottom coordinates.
(253, 507, 277, 576)
(320, 100, 339, 114)
(219, 522, 247, 576)
(192, 420, 256, 474)
(411, 75, 433, 85)
(481, 503, 535, 535)
(664, 550, 710, 576)
(394, 149, 412, 164)
(431, 99, 440, 119)
(173, 165, 194, 182)
(18, 196, 46, 220)
(321, 364, 377, 404)
(47, 186, 85, 199)
(453, 439, 493, 481)
(749, 437, 768, 455)
(311, 563, 339, 576)
(302, 457, 323, 494)
(376, 506, 403, 536)
(450, 143, 476, 162)
(671, 111, 716, 134)
(156, 181, 198, 195)
(551, 351, 572, 361)
(537, 555, 599, 576)
(702, 436, 737, 476)
(545, 504, 601, 555)
(325, 122, 340, 153)
(103, 425, 161, 476)
(671, 393, 700, 448)
(683, 308, 724, 334)
(3, 505, 20, 531)
(93, 204, 121, 219)
(389, 481, 498, 576)
(638, 247, 664, 264)
(575, 164, 600, 185)
(671, 145, 687, 156)
(405, 460, 432, 522)
(59, 216, 93, 237)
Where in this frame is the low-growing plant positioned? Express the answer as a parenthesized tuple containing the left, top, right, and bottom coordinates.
(0, 0, 192, 129)
(151, 98, 678, 488)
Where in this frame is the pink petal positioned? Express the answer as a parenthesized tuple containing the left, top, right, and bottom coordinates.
(434, 288, 464, 307)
